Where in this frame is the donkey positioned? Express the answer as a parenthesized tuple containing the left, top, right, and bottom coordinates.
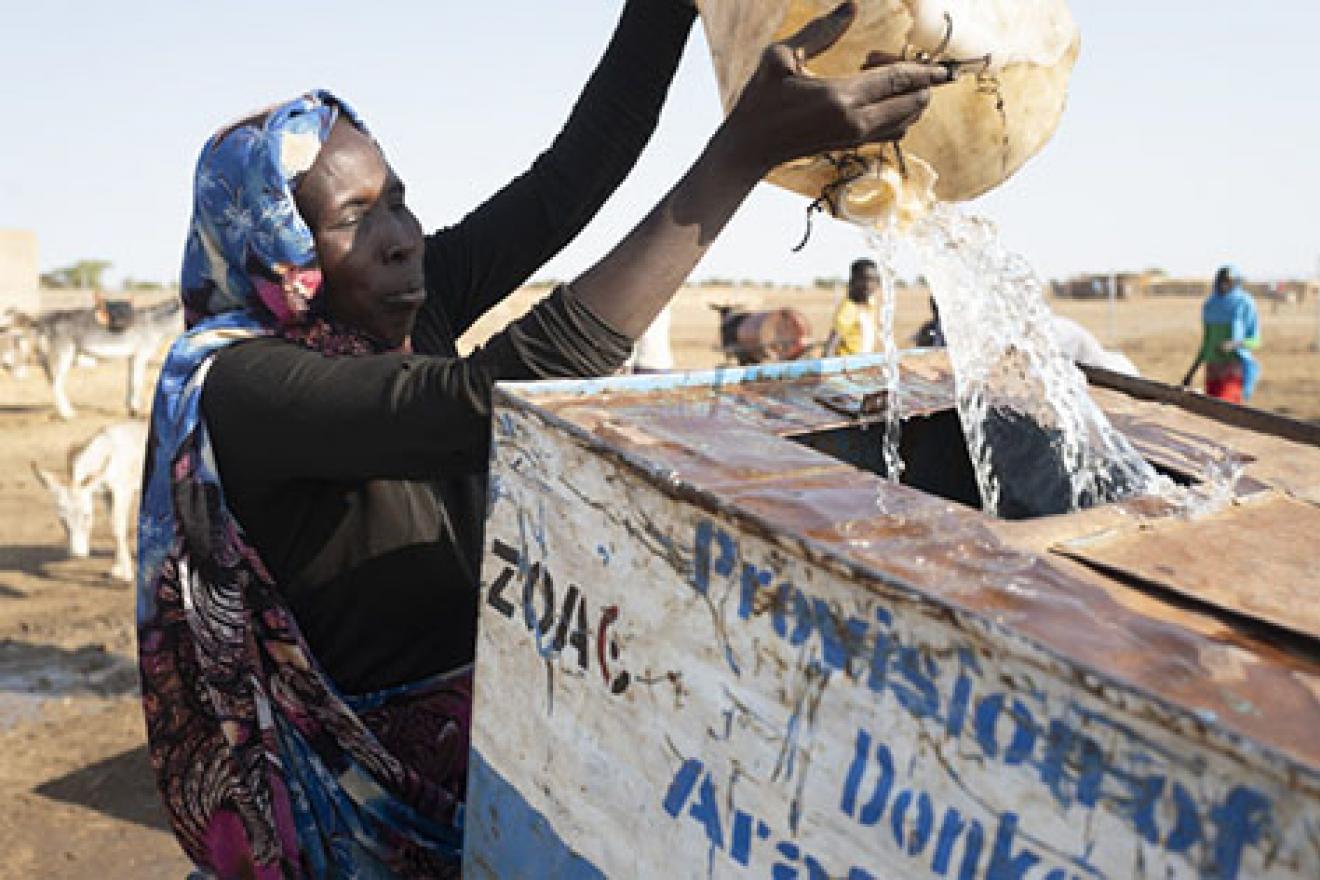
(1, 310, 35, 379)
(33, 297, 182, 419)
(32, 420, 148, 582)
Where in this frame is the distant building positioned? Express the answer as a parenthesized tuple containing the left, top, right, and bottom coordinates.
(1140, 277, 1210, 298)
(1050, 273, 1145, 300)
(0, 229, 39, 319)
(1254, 279, 1317, 305)
(1052, 270, 1316, 303)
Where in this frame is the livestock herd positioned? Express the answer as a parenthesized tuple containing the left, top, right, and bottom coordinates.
(3, 296, 174, 581)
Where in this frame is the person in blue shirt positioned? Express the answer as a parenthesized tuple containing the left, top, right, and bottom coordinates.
(1181, 265, 1261, 403)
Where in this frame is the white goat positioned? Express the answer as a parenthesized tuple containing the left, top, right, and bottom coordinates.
(32, 420, 148, 582)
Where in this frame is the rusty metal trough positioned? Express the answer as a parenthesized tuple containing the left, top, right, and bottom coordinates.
(464, 349, 1320, 879)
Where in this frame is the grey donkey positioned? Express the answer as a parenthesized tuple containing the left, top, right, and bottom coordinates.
(31, 297, 182, 419)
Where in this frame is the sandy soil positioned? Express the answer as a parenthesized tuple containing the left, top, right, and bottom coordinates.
(465, 282, 1320, 421)
(0, 365, 192, 877)
(1, 285, 1316, 877)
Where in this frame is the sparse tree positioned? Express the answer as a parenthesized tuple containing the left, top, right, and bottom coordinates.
(40, 259, 113, 290)
(123, 277, 165, 291)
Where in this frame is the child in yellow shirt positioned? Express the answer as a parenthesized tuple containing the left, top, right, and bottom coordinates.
(824, 258, 881, 357)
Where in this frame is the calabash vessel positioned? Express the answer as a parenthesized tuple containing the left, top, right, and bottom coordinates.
(696, 0, 1080, 223)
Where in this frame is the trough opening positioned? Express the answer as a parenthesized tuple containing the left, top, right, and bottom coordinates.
(788, 408, 1196, 520)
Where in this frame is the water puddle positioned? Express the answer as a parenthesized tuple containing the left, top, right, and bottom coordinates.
(0, 640, 138, 730)
(870, 227, 905, 487)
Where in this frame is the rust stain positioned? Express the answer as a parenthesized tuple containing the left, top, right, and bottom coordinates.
(1055, 493, 1320, 642)
(1106, 411, 1256, 481)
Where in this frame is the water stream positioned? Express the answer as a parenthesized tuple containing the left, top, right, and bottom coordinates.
(870, 227, 905, 485)
(867, 203, 1163, 517)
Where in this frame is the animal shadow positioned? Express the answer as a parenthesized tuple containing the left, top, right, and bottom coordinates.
(0, 544, 124, 590)
(34, 744, 173, 832)
(0, 544, 67, 576)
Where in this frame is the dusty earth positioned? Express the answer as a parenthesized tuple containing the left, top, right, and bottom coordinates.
(1, 284, 1316, 878)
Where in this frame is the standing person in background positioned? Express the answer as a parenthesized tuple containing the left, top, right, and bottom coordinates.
(823, 258, 881, 357)
(912, 294, 945, 347)
(625, 302, 675, 373)
(134, 1, 951, 876)
(1181, 265, 1261, 403)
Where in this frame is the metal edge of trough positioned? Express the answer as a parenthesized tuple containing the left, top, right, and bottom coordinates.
(1082, 363, 1320, 448)
(491, 357, 1320, 791)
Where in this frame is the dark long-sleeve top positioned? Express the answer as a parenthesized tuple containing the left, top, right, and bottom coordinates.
(200, 0, 695, 696)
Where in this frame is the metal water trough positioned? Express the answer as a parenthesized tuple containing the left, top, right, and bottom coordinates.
(464, 350, 1320, 879)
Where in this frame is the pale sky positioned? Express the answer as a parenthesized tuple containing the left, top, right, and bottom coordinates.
(2, 1, 1317, 288)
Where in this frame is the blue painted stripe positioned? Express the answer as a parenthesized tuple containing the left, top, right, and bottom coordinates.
(496, 353, 908, 399)
(463, 750, 607, 880)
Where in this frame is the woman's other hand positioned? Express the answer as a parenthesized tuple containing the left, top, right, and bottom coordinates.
(721, 1, 951, 178)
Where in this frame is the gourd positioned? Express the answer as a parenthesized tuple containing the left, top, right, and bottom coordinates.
(696, 0, 1080, 225)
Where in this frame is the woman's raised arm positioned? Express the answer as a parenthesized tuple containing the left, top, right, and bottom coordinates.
(421, 0, 697, 340)
(572, 1, 951, 338)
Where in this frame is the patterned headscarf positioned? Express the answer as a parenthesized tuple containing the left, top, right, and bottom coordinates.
(181, 90, 349, 326)
(137, 92, 468, 879)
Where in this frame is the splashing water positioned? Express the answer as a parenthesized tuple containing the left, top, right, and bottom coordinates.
(1173, 449, 1245, 521)
(869, 203, 1161, 517)
(869, 226, 905, 484)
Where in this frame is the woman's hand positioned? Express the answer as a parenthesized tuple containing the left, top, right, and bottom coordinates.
(719, 1, 952, 178)
(570, 1, 948, 340)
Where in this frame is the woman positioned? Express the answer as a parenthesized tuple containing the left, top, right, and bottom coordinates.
(137, 1, 949, 876)
(1181, 264, 1261, 403)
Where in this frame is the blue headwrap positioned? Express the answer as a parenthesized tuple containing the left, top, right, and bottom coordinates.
(138, 93, 468, 878)
(180, 90, 368, 329)
(1203, 264, 1261, 399)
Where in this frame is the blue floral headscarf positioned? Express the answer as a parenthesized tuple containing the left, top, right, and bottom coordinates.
(180, 90, 364, 328)
(137, 92, 469, 879)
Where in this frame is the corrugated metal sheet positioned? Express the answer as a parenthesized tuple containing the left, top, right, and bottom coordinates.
(1056, 492, 1320, 641)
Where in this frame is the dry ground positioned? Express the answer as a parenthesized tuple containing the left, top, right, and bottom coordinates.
(465, 283, 1320, 423)
(1, 285, 1316, 877)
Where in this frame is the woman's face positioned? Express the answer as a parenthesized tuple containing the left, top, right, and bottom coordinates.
(294, 118, 425, 346)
